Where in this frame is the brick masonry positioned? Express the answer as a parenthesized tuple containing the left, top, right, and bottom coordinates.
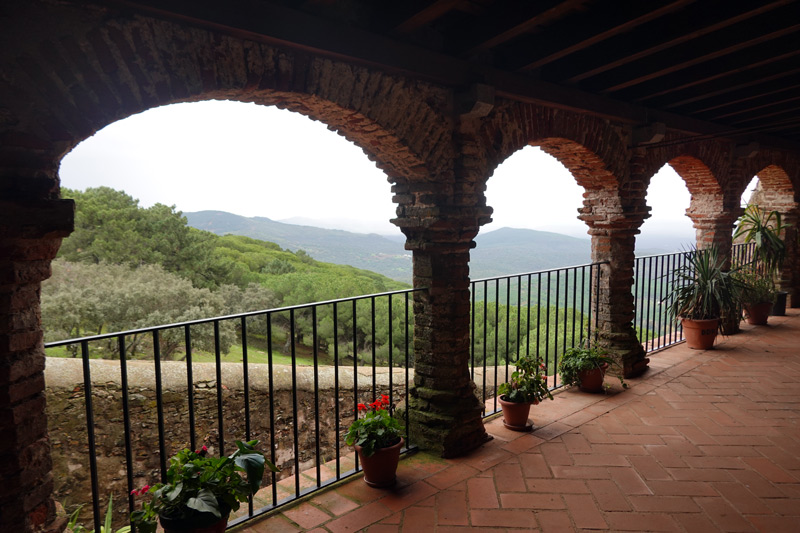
(2, 2, 800, 531)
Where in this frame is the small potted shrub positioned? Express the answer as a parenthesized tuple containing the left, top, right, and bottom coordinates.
(131, 440, 278, 533)
(559, 344, 627, 393)
(345, 395, 404, 488)
(497, 354, 554, 431)
(665, 245, 741, 350)
(735, 268, 776, 325)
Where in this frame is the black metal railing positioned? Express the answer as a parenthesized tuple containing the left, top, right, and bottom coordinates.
(469, 262, 604, 417)
(45, 288, 420, 531)
(633, 243, 757, 351)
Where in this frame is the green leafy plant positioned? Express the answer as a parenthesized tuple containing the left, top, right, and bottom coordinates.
(665, 245, 741, 324)
(130, 440, 278, 533)
(558, 343, 626, 390)
(734, 267, 776, 305)
(734, 205, 788, 277)
(67, 495, 131, 533)
(345, 395, 404, 457)
(498, 354, 554, 404)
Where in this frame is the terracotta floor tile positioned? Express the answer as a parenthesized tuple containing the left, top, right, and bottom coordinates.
(235, 312, 800, 533)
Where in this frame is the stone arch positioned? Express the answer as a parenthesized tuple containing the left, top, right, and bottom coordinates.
(478, 101, 627, 190)
(4, 7, 455, 190)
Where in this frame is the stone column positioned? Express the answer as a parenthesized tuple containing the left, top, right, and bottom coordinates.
(393, 182, 492, 458)
(580, 188, 650, 377)
(779, 209, 800, 307)
(0, 177, 74, 532)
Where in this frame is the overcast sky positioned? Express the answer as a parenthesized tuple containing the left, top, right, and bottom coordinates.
(59, 100, 754, 243)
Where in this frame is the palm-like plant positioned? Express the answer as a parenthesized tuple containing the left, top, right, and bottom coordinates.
(666, 245, 741, 323)
(733, 205, 788, 277)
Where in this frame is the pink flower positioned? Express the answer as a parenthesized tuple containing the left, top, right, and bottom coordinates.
(130, 489, 138, 496)
(139, 485, 150, 495)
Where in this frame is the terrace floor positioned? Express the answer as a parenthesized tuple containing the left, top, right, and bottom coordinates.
(238, 310, 800, 532)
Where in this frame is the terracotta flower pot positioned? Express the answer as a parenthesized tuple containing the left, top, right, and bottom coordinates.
(744, 302, 772, 325)
(681, 318, 718, 350)
(160, 511, 229, 533)
(499, 396, 536, 431)
(578, 362, 608, 393)
(355, 437, 403, 488)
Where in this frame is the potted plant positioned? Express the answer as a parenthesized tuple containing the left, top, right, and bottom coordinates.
(733, 205, 789, 315)
(559, 344, 627, 393)
(130, 440, 278, 533)
(735, 267, 776, 325)
(665, 245, 741, 350)
(497, 354, 554, 431)
(345, 395, 404, 488)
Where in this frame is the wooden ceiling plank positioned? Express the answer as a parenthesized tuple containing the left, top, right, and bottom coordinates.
(657, 66, 800, 111)
(391, 0, 464, 35)
(516, 0, 696, 71)
(564, 0, 794, 84)
(600, 22, 800, 93)
(727, 105, 800, 127)
(638, 48, 800, 104)
(463, 0, 586, 55)
(711, 94, 800, 121)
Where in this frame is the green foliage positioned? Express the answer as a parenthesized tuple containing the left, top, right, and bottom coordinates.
(665, 246, 741, 323)
(67, 495, 130, 533)
(130, 441, 278, 533)
(734, 267, 776, 305)
(344, 396, 403, 457)
(59, 187, 221, 289)
(733, 205, 788, 277)
(471, 302, 589, 366)
(558, 343, 626, 389)
(42, 261, 236, 358)
(497, 354, 553, 404)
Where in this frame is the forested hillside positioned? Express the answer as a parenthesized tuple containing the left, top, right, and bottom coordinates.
(44, 187, 596, 368)
(185, 211, 592, 282)
(44, 187, 408, 357)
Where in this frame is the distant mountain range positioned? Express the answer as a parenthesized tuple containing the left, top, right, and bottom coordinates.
(185, 211, 593, 283)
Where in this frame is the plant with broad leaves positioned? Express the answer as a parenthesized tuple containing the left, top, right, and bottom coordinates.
(558, 343, 627, 390)
(130, 440, 278, 533)
(345, 396, 404, 457)
(498, 354, 554, 404)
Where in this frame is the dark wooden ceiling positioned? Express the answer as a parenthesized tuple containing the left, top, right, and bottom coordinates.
(102, 0, 800, 151)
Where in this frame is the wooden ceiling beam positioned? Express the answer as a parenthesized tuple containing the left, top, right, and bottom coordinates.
(636, 46, 800, 104)
(600, 21, 800, 94)
(460, 0, 585, 55)
(513, 0, 695, 72)
(391, 0, 463, 36)
(562, 0, 793, 84)
(658, 66, 800, 111)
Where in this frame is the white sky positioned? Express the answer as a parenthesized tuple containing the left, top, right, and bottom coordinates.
(59, 100, 756, 240)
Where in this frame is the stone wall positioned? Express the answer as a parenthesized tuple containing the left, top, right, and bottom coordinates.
(44, 357, 410, 527)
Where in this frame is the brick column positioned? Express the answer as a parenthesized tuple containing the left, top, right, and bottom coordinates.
(687, 203, 743, 255)
(393, 182, 492, 458)
(0, 190, 73, 532)
(580, 188, 650, 377)
(779, 210, 800, 307)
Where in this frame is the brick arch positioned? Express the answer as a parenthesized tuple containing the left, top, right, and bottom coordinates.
(479, 101, 626, 190)
(3, 8, 453, 187)
(667, 155, 723, 201)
